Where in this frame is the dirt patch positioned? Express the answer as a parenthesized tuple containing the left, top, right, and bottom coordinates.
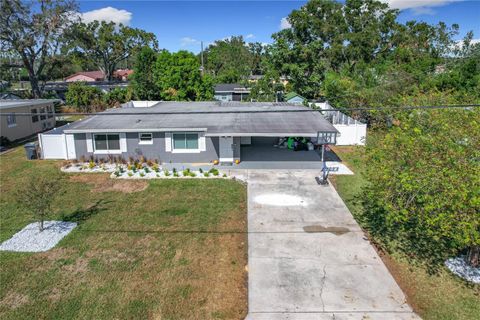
(303, 225, 350, 235)
(62, 257, 89, 274)
(70, 174, 148, 193)
(1, 292, 29, 309)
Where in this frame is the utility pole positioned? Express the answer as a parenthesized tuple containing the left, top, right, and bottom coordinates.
(200, 41, 205, 76)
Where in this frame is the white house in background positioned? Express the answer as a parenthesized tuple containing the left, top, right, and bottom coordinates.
(0, 99, 57, 143)
(314, 101, 367, 146)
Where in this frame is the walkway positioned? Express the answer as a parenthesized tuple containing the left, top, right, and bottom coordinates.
(244, 170, 419, 320)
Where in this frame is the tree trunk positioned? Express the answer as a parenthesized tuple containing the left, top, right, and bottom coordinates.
(28, 70, 42, 98)
(466, 245, 479, 268)
(39, 219, 44, 232)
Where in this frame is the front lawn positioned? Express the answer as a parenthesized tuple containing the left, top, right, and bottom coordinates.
(0, 148, 247, 319)
(330, 146, 480, 320)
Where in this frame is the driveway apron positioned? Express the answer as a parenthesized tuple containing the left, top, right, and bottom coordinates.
(244, 170, 420, 320)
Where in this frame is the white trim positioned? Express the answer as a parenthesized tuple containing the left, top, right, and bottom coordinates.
(165, 132, 172, 152)
(138, 132, 153, 145)
(93, 150, 123, 155)
(219, 157, 234, 162)
(64, 128, 207, 134)
(86, 133, 93, 152)
(171, 149, 202, 154)
(120, 133, 127, 152)
(65, 134, 76, 160)
(199, 132, 206, 151)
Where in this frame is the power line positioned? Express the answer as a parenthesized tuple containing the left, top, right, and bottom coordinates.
(0, 104, 479, 116)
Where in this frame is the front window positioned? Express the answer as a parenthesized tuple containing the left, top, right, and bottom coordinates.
(94, 134, 120, 151)
(7, 114, 16, 127)
(139, 133, 153, 144)
(31, 108, 39, 123)
(40, 107, 46, 120)
(173, 133, 198, 150)
(47, 105, 54, 118)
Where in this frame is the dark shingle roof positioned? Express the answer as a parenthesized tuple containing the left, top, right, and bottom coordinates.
(64, 101, 337, 137)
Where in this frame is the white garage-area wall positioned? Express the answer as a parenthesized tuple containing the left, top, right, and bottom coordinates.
(39, 133, 67, 159)
(313, 101, 367, 146)
(334, 123, 367, 146)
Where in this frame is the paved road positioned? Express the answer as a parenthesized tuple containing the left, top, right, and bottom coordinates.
(243, 170, 420, 320)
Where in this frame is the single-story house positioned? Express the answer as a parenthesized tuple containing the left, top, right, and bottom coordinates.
(214, 84, 250, 102)
(39, 101, 338, 163)
(65, 69, 133, 82)
(284, 92, 306, 104)
(0, 99, 57, 143)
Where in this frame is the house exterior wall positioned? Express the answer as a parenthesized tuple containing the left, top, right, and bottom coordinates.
(214, 93, 233, 101)
(72, 132, 220, 163)
(0, 102, 55, 142)
(65, 74, 98, 82)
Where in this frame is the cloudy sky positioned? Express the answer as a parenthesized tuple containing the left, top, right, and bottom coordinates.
(77, 0, 480, 53)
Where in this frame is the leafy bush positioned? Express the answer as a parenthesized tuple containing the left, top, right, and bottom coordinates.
(66, 82, 104, 112)
(203, 172, 209, 177)
(164, 169, 170, 177)
(182, 168, 191, 177)
(127, 172, 133, 177)
(363, 108, 480, 267)
(209, 168, 219, 176)
(144, 167, 150, 173)
(88, 160, 96, 169)
(139, 172, 146, 177)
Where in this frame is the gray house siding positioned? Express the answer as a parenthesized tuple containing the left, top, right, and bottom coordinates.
(73, 132, 220, 163)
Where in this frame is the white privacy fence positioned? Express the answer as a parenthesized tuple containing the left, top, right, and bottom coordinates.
(313, 102, 367, 146)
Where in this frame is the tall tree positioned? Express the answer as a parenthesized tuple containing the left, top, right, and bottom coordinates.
(68, 21, 158, 81)
(154, 50, 213, 101)
(204, 36, 253, 83)
(0, 0, 77, 97)
(131, 46, 159, 100)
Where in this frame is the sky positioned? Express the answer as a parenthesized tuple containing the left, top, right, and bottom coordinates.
(77, 0, 480, 53)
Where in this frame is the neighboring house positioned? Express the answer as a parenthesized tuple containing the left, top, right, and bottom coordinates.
(315, 101, 367, 146)
(284, 92, 306, 104)
(115, 69, 134, 81)
(65, 70, 134, 82)
(65, 71, 105, 82)
(0, 99, 57, 143)
(214, 84, 250, 102)
(247, 75, 289, 86)
(0, 93, 21, 100)
(38, 101, 338, 162)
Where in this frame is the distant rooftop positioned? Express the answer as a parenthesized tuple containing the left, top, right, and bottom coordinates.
(0, 99, 58, 111)
(214, 83, 250, 93)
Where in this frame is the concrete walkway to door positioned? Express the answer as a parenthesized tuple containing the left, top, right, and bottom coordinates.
(241, 170, 420, 320)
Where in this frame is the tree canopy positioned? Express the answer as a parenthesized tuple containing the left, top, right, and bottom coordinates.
(67, 20, 158, 81)
(154, 50, 213, 101)
(0, 0, 77, 97)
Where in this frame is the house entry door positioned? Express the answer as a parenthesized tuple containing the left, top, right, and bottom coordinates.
(219, 136, 234, 162)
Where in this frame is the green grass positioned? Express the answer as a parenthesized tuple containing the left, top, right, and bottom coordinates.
(0, 148, 247, 319)
(331, 146, 480, 320)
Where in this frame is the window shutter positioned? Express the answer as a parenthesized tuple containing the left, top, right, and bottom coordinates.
(120, 133, 127, 152)
(165, 132, 172, 152)
(86, 133, 93, 152)
(199, 132, 206, 151)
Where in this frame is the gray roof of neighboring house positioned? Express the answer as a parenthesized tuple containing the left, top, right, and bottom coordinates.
(214, 83, 250, 93)
(63, 101, 337, 137)
(0, 99, 58, 111)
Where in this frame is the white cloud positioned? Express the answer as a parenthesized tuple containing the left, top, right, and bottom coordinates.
(245, 33, 255, 39)
(81, 7, 132, 25)
(381, 0, 462, 15)
(280, 17, 291, 30)
(180, 37, 201, 47)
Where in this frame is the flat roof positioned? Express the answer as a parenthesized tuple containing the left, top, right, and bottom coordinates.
(0, 99, 58, 111)
(63, 101, 338, 137)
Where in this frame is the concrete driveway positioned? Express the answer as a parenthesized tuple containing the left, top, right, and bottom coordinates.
(243, 170, 419, 320)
